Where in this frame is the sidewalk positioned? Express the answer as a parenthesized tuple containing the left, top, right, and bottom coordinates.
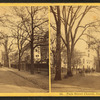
(4, 67, 49, 91)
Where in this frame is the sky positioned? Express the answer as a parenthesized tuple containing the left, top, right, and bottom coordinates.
(50, 6, 100, 57)
(0, 6, 48, 62)
(0, 6, 100, 62)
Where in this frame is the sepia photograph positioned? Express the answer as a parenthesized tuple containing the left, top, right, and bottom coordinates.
(50, 6, 100, 92)
(0, 6, 49, 93)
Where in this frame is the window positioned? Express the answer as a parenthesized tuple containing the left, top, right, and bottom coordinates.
(88, 53, 90, 57)
(87, 65, 88, 68)
(35, 49, 38, 52)
(83, 59, 85, 64)
(88, 44, 90, 48)
(36, 55, 39, 57)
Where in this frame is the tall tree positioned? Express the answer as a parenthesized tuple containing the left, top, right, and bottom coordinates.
(61, 6, 98, 77)
(50, 6, 61, 80)
(2, 6, 48, 74)
(0, 32, 14, 68)
(11, 26, 28, 71)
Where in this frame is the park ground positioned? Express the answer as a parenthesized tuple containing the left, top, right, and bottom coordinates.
(0, 67, 49, 93)
(51, 72, 100, 92)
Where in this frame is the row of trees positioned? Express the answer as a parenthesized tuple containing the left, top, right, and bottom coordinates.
(50, 6, 100, 80)
(0, 6, 48, 74)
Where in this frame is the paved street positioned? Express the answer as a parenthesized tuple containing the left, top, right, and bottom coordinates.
(0, 67, 47, 93)
(52, 73, 100, 92)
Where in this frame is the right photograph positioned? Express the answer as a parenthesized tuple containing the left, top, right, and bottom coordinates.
(50, 6, 100, 92)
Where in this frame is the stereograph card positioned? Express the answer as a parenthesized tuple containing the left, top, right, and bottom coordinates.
(0, 3, 98, 97)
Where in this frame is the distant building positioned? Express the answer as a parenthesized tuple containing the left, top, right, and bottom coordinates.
(94, 56, 100, 72)
(9, 31, 49, 71)
(22, 31, 49, 64)
(22, 46, 41, 63)
(40, 31, 49, 63)
(79, 46, 95, 70)
(79, 33, 96, 70)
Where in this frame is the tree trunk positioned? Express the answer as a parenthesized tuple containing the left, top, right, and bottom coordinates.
(4, 39, 9, 67)
(96, 50, 100, 72)
(18, 53, 21, 71)
(76, 65, 77, 74)
(54, 6, 61, 80)
(52, 52, 55, 68)
(4, 52, 9, 67)
(97, 59, 100, 72)
(30, 39, 34, 74)
(18, 56, 21, 71)
(64, 50, 73, 78)
(67, 55, 73, 76)
(6, 52, 9, 67)
(30, 6, 34, 74)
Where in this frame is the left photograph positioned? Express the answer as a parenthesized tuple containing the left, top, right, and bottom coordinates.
(0, 6, 49, 93)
